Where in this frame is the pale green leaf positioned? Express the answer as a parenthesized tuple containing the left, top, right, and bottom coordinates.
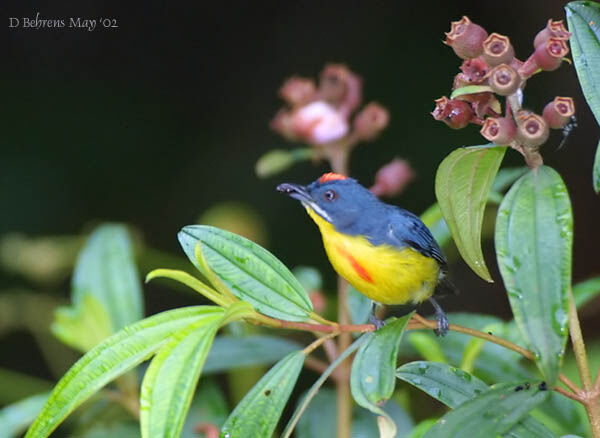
(140, 318, 220, 438)
(51, 293, 113, 353)
(26, 306, 224, 438)
(146, 268, 230, 307)
(178, 225, 313, 321)
(72, 224, 143, 331)
(350, 314, 413, 436)
(573, 276, 600, 308)
(255, 148, 313, 178)
(435, 146, 507, 282)
(347, 285, 372, 325)
(220, 350, 305, 437)
(495, 166, 572, 384)
(450, 85, 494, 99)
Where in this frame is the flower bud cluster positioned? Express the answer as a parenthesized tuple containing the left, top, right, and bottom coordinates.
(435, 16, 574, 155)
(271, 64, 389, 146)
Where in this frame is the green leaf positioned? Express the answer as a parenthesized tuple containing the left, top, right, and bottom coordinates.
(220, 350, 305, 438)
(397, 362, 555, 438)
(573, 276, 600, 308)
(203, 335, 302, 373)
(348, 285, 372, 325)
(146, 268, 230, 307)
(140, 317, 221, 438)
(295, 389, 337, 438)
(566, 3, 600, 193)
(0, 392, 49, 437)
(567, 2, 600, 124)
(26, 306, 224, 438)
(255, 148, 313, 178)
(409, 418, 438, 438)
(450, 85, 494, 99)
(350, 313, 413, 436)
(435, 146, 507, 282)
(71, 224, 144, 332)
(282, 335, 368, 438)
(51, 293, 113, 352)
(178, 225, 313, 321)
(595, 140, 600, 193)
(495, 166, 572, 384)
(424, 382, 550, 438)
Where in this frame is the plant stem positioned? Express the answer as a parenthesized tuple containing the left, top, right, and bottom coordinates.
(336, 277, 352, 438)
(567, 288, 600, 437)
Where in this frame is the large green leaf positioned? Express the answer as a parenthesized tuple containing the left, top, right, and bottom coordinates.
(495, 166, 572, 384)
(140, 319, 220, 438)
(0, 392, 49, 438)
(397, 362, 555, 437)
(435, 145, 507, 282)
(424, 382, 550, 438)
(567, 2, 600, 124)
(203, 335, 302, 373)
(71, 224, 144, 331)
(178, 225, 314, 321)
(26, 306, 224, 437)
(567, 2, 600, 193)
(220, 350, 305, 437)
(350, 314, 412, 436)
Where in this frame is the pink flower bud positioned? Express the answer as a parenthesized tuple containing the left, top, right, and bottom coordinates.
(291, 101, 349, 144)
(370, 159, 415, 197)
(353, 102, 390, 141)
(432, 97, 474, 129)
(279, 77, 317, 107)
(319, 64, 362, 117)
(458, 57, 490, 84)
(482, 33, 515, 66)
(270, 109, 298, 141)
(516, 112, 549, 148)
(533, 19, 571, 49)
(444, 16, 488, 59)
(543, 96, 576, 129)
(488, 64, 520, 96)
(480, 117, 516, 144)
(519, 38, 570, 78)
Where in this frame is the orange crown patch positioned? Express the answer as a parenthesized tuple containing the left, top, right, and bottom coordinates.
(318, 172, 348, 183)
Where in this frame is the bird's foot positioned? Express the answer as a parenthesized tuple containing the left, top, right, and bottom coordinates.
(369, 313, 386, 330)
(429, 296, 449, 337)
(434, 312, 449, 337)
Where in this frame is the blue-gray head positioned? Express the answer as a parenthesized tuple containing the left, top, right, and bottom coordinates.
(277, 172, 381, 229)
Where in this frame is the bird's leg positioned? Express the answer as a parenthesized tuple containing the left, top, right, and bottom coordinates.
(368, 302, 385, 330)
(428, 297, 449, 337)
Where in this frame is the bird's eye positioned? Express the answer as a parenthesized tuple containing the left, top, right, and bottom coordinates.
(324, 190, 337, 201)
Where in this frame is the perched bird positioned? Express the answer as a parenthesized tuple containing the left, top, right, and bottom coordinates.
(277, 172, 454, 336)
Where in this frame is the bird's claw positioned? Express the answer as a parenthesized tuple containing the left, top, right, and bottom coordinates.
(434, 312, 449, 337)
(369, 313, 386, 330)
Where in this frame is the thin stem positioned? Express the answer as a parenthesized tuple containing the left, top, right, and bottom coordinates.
(554, 385, 584, 403)
(336, 277, 352, 438)
(560, 374, 582, 395)
(567, 288, 600, 437)
(303, 332, 339, 355)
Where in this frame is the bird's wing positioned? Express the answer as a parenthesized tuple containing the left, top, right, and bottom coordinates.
(385, 209, 448, 271)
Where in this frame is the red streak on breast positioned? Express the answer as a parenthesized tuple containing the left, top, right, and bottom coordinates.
(336, 246, 374, 283)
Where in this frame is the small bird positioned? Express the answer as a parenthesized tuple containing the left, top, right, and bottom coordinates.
(277, 172, 453, 336)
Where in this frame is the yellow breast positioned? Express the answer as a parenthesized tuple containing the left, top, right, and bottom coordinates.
(306, 207, 440, 305)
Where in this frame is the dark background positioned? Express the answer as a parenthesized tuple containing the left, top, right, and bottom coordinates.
(2, 0, 600, 383)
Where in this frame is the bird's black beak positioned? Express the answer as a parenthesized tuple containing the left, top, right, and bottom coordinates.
(276, 183, 312, 202)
